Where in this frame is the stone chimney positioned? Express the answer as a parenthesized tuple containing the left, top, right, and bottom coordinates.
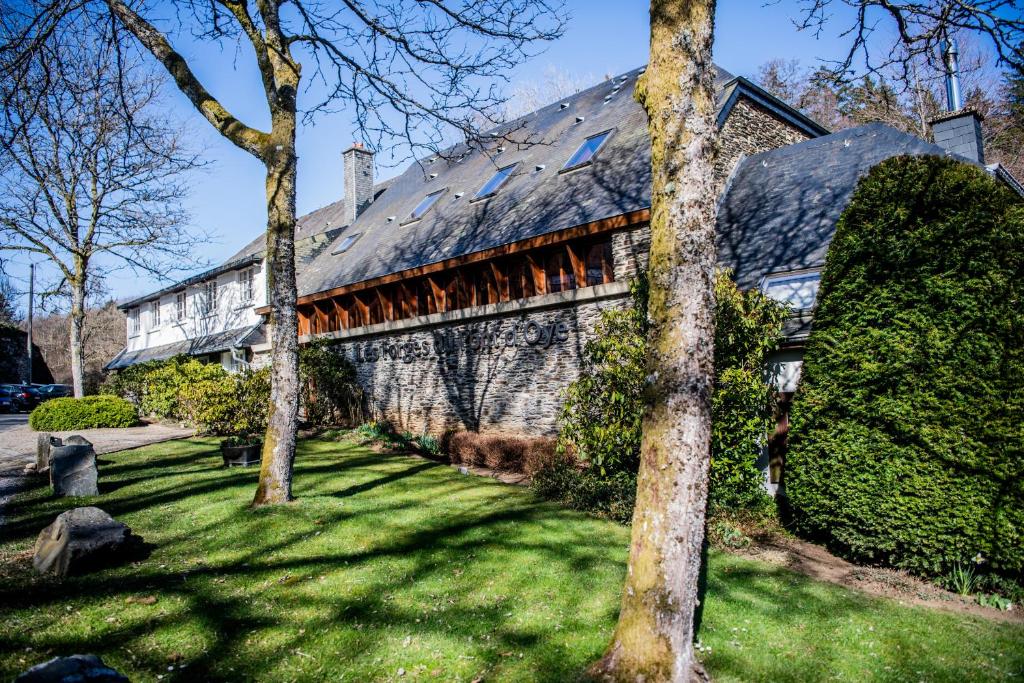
(928, 38, 985, 165)
(342, 142, 374, 225)
(929, 109, 985, 165)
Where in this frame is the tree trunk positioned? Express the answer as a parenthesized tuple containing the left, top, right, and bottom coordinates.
(590, 1, 718, 681)
(69, 264, 87, 398)
(253, 134, 300, 506)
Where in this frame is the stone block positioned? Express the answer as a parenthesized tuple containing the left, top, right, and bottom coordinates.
(33, 507, 140, 577)
(15, 654, 128, 682)
(49, 440, 98, 497)
(35, 434, 60, 473)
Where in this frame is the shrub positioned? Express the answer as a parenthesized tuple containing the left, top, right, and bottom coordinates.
(445, 431, 557, 476)
(178, 368, 270, 436)
(785, 156, 1024, 586)
(103, 355, 229, 420)
(531, 459, 638, 524)
(30, 395, 138, 431)
(543, 271, 786, 518)
(300, 339, 364, 428)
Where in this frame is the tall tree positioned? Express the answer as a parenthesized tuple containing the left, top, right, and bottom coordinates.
(590, 0, 719, 678)
(596, 2, 1024, 681)
(0, 267, 19, 325)
(0, 21, 200, 398)
(78, 0, 564, 505)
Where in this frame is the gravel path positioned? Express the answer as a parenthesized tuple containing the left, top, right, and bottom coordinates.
(0, 415, 194, 525)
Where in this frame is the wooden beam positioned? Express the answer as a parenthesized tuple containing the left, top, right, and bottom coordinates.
(266, 208, 648, 311)
(490, 262, 509, 302)
(566, 243, 586, 290)
(526, 253, 546, 296)
(427, 275, 444, 314)
(376, 287, 393, 322)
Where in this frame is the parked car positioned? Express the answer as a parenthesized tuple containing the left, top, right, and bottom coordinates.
(10, 384, 41, 411)
(37, 384, 73, 400)
(0, 385, 26, 413)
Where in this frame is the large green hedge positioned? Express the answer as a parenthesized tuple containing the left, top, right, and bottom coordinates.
(30, 395, 139, 431)
(785, 155, 1024, 584)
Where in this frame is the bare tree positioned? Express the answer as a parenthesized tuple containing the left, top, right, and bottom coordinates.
(30, 300, 125, 392)
(0, 20, 201, 398)
(0, 266, 19, 325)
(4, 0, 570, 505)
(595, 2, 1024, 681)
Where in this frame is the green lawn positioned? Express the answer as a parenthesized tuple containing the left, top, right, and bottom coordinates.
(0, 436, 1021, 682)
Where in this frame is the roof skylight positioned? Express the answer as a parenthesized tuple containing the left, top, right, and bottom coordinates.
(475, 164, 517, 199)
(562, 130, 613, 171)
(332, 232, 362, 255)
(408, 189, 445, 222)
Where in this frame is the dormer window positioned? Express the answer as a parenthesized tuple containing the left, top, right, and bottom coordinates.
(562, 130, 613, 171)
(406, 189, 445, 223)
(332, 232, 362, 255)
(760, 270, 821, 311)
(474, 164, 517, 199)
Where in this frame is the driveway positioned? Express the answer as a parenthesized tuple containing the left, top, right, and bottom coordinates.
(0, 414, 194, 474)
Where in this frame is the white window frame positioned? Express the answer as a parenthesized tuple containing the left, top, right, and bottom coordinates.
(128, 308, 140, 336)
(175, 291, 187, 321)
(151, 300, 161, 329)
(202, 280, 218, 316)
(238, 267, 256, 304)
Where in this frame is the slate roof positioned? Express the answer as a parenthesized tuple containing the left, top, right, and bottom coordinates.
(105, 325, 260, 370)
(716, 123, 952, 289)
(296, 65, 825, 298)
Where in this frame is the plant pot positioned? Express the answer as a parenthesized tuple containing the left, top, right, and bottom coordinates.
(221, 443, 261, 467)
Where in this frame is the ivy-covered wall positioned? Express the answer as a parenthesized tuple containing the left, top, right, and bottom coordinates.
(785, 155, 1024, 584)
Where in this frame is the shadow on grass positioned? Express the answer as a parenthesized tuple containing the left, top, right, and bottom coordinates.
(2, 436, 1021, 682)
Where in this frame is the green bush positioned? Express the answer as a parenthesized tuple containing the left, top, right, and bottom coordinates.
(785, 155, 1024, 586)
(178, 368, 270, 436)
(30, 395, 138, 431)
(540, 271, 786, 518)
(103, 355, 229, 420)
(299, 339, 364, 427)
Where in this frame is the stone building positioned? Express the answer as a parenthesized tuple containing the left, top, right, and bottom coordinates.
(109, 63, 1020, 450)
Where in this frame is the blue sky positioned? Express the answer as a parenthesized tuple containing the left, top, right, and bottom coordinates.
(7, 0, 868, 306)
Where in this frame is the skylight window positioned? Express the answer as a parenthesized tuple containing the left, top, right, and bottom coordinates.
(475, 164, 517, 199)
(562, 130, 613, 171)
(407, 189, 445, 222)
(332, 232, 362, 255)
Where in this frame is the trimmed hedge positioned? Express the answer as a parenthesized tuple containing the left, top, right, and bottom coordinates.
(30, 395, 139, 431)
(785, 156, 1024, 584)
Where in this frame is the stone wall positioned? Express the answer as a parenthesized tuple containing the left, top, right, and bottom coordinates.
(716, 96, 813, 188)
(330, 284, 632, 436)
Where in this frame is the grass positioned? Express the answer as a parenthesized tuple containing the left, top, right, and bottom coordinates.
(0, 435, 1021, 682)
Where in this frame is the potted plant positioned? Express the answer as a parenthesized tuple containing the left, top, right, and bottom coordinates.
(221, 434, 262, 467)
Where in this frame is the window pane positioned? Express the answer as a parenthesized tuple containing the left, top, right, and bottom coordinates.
(410, 190, 445, 220)
(762, 272, 820, 310)
(475, 164, 517, 198)
(585, 241, 613, 287)
(545, 251, 575, 293)
(563, 131, 612, 170)
(333, 233, 362, 255)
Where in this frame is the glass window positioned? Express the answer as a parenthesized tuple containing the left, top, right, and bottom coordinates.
(333, 232, 362, 255)
(128, 308, 140, 335)
(475, 164, 517, 198)
(545, 250, 576, 293)
(175, 292, 187, 320)
(239, 267, 255, 303)
(563, 130, 613, 170)
(151, 300, 161, 328)
(585, 241, 614, 287)
(408, 189, 445, 221)
(203, 281, 218, 315)
(761, 271, 821, 311)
